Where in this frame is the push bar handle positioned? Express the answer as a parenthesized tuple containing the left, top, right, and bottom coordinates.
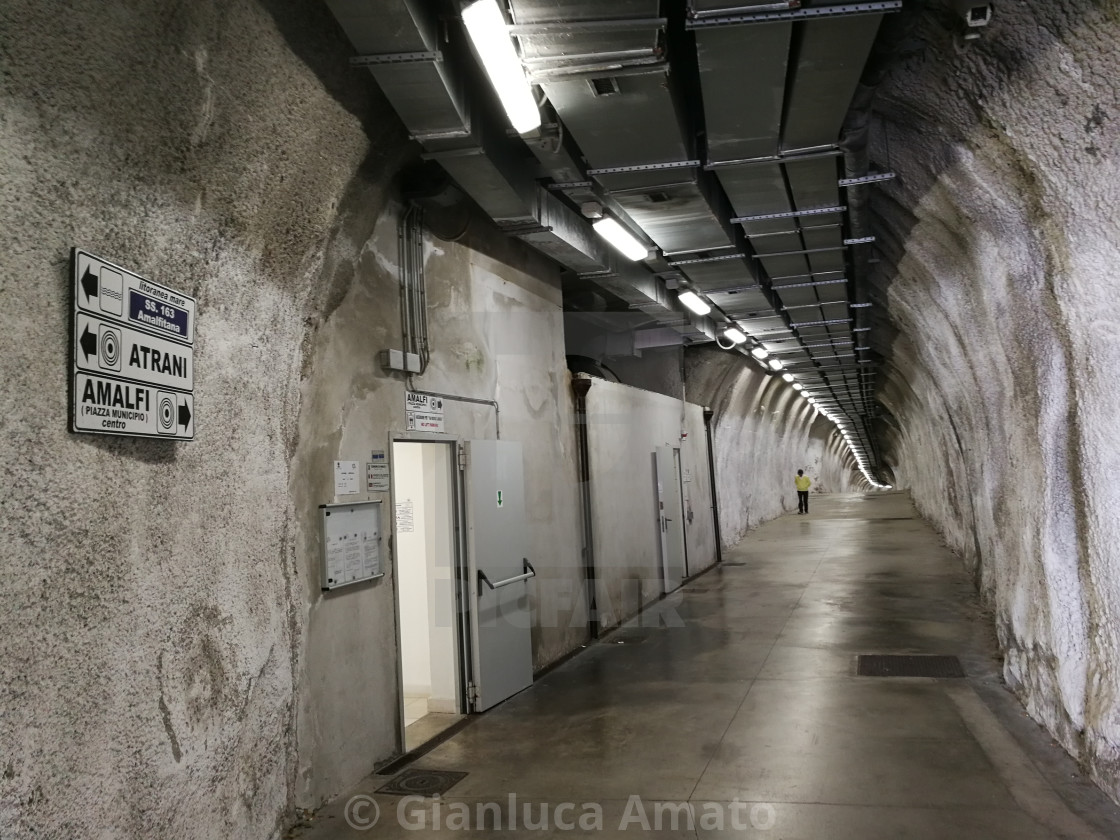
(478, 559, 536, 591)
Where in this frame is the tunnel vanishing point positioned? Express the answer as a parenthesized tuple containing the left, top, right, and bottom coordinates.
(3, 1, 1120, 837)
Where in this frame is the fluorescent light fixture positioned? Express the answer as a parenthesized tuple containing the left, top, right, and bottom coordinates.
(678, 290, 711, 315)
(751, 346, 769, 360)
(593, 217, 649, 261)
(724, 327, 747, 345)
(792, 383, 803, 391)
(781, 373, 794, 383)
(768, 358, 785, 371)
(462, 0, 541, 134)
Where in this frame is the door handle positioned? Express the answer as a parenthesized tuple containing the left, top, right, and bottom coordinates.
(478, 558, 536, 591)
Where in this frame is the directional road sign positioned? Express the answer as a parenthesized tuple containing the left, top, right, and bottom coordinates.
(71, 249, 196, 440)
(75, 249, 195, 344)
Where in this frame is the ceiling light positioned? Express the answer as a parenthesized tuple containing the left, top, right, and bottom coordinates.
(782, 373, 794, 383)
(724, 327, 747, 345)
(592, 218, 649, 261)
(678, 290, 711, 315)
(792, 383, 803, 391)
(751, 346, 769, 360)
(768, 358, 785, 371)
(462, 0, 541, 134)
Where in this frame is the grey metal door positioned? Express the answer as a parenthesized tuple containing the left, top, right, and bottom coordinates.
(465, 440, 535, 712)
(655, 445, 687, 594)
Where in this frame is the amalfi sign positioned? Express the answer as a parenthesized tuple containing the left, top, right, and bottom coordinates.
(71, 249, 196, 439)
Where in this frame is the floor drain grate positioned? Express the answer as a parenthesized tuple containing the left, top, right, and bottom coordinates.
(604, 632, 648, 645)
(376, 769, 468, 797)
(857, 655, 966, 678)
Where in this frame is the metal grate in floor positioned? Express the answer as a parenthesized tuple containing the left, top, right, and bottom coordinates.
(376, 769, 468, 797)
(857, 655, 966, 678)
(604, 631, 648, 645)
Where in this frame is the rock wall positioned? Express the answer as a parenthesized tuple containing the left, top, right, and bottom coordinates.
(0, 2, 387, 835)
(0, 0, 583, 835)
(871, 0, 1120, 802)
(686, 348, 861, 547)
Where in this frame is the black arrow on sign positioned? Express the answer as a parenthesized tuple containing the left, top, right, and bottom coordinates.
(80, 267, 99, 301)
(79, 324, 97, 361)
(178, 402, 192, 430)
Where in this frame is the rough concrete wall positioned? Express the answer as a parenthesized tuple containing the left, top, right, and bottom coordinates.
(583, 381, 716, 629)
(292, 205, 585, 806)
(0, 0, 585, 835)
(685, 348, 861, 547)
(598, 346, 688, 399)
(870, 0, 1120, 803)
(0, 1, 398, 836)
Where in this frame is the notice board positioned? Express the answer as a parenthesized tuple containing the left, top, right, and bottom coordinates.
(319, 500, 383, 591)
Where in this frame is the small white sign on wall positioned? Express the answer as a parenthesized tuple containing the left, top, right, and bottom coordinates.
(405, 392, 446, 433)
(367, 451, 390, 492)
(406, 411, 445, 433)
(334, 461, 360, 495)
(395, 499, 415, 533)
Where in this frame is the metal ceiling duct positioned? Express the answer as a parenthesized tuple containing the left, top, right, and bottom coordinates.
(696, 22, 792, 161)
(327, 0, 612, 274)
(689, 2, 890, 439)
(328, 0, 469, 139)
(509, 0, 735, 255)
(324, 0, 902, 473)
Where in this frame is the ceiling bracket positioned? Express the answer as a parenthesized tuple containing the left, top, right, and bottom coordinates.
(686, 1, 903, 29)
(587, 160, 701, 176)
(349, 51, 442, 67)
(839, 172, 896, 187)
(732, 206, 847, 223)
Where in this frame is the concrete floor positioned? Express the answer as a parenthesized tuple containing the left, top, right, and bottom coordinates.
(296, 492, 1120, 838)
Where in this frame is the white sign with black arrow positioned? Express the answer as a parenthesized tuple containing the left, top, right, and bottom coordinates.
(74, 312, 193, 391)
(73, 373, 194, 438)
(71, 249, 196, 440)
(75, 249, 195, 343)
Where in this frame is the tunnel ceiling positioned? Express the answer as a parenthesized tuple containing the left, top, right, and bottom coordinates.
(321, 0, 948, 477)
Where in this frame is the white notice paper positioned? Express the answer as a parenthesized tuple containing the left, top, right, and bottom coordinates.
(367, 451, 390, 492)
(334, 461, 360, 495)
(395, 499, 415, 533)
(325, 530, 381, 583)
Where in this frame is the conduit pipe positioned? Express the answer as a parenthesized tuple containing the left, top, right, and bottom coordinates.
(399, 205, 430, 373)
(702, 406, 723, 566)
(572, 373, 599, 640)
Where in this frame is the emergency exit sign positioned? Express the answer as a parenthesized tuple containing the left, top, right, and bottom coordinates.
(71, 249, 196, 439)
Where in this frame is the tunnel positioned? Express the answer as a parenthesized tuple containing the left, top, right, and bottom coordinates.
(2, 0, 1120, 837)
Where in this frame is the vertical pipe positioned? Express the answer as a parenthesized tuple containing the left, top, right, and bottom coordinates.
(415, 209, 430, 371)
(399, 206, 414, 359)
(702, 406, 723, 566)
(572, 374, 598, 640)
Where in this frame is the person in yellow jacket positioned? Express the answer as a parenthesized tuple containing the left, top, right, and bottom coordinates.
(795, 469, 811, 514)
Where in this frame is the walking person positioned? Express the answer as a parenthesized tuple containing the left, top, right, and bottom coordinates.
(795, 469, 811, 514)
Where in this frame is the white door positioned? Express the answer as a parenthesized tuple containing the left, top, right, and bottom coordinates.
(464, 440, 534, 712)
(655, 445, 687, 594)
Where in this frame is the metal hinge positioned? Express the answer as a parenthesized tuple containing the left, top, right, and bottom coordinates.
(458, 444, 468, 471)
(467, 682, 479, 705)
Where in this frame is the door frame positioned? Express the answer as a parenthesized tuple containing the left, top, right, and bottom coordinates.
(654, 444, 688, 596)
(388, 433, 471, 753)
(673, 447, 690, 578)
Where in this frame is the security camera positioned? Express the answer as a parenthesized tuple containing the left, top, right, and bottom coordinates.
(952, 1, 992, 28)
